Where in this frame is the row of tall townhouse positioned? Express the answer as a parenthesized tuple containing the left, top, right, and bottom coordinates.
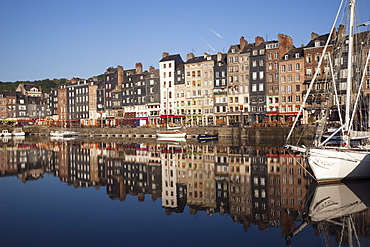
(84, 30, 370, 127)
(1, 28, 369, 126)
(0, 84, 47, 122)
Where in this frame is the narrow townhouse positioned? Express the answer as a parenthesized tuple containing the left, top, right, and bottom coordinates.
(184, 53, 211, 126)
(265, 34, 294, 122)
(174, 63, 187, 122)
(145, 66, 161, 126)
(279, 47, 305, 123)
(57, 85, 68, 127)
(159, 52, 185, 126)
(303, 31, 335, 123)
(227, 36, 249, 126)
(213, 52, 228, 125)
(104, 66, 124, 120)
(66, 78, 89, 127)
(249, 36, 267, 123)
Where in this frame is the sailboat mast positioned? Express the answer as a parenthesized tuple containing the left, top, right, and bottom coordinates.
(344, 0, 356, 145)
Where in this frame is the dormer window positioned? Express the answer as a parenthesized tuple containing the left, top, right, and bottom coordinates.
(315, 40, 321, 47)
(284, 55, 289, 60)
(295, 53, 300, 58)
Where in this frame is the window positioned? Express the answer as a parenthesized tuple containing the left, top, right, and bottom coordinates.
(252, 84, 257, 92)
(252, 72, 257, 80)
(259, 83, 264, 91)
(306, 55, 312, 64)
(306, 68, 312, 77)
(281, 65, 286, 72)
(288, 64, 292, 72)
(259, 71, 264, 79)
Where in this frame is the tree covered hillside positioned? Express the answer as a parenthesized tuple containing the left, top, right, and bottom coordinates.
(0, 75, 103, 93)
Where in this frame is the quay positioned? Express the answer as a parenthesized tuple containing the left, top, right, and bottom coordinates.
(20, 125, 314, 145)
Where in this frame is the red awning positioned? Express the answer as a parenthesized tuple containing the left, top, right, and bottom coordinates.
(278, 112, 302, 116)
(265, 112, 278, 116)
(160, 115, 185, 119)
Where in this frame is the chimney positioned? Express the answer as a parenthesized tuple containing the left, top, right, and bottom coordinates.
(255, 36, 264, 46)
(217, 52, 223, 62)
(311, 32, 319, 40)
(162, 52, 169, 58)
(240, 36, 248, 51)
(186, 53, 195, 61)
(149, 66, 155, 73)
(338, 24, 346, 39)
(135, 62, 143, 74)
(117, 65, 124, 87)
(204, 52, 209, 59)
(278, 33, 293, 54)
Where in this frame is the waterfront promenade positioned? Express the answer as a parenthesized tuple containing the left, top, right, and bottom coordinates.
(19, 125, 314, 146)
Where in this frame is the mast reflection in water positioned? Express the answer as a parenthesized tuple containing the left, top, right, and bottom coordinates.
(0, 138, 369, 246)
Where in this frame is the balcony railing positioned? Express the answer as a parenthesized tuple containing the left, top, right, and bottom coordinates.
(302, 89, 330, 94)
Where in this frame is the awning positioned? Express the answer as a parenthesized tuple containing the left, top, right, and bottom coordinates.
(160, 115, 185, 119)
(278, 112, 302, 116)
(265, 112, 278, 116)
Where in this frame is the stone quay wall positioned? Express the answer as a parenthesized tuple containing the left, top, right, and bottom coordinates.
(22, 125, 314, 146)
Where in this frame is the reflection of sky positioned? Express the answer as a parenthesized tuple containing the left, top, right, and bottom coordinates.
(0, 175, 312, 247)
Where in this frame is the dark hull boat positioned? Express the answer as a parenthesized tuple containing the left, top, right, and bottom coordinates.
(197, 133, 219, 142)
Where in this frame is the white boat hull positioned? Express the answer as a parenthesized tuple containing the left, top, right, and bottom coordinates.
(156, 131, 186, 139)
(12, 128, 25, 136)
(50, 131, 79, 138)
(308, 148, 370, 183)
(286, 145, 370, 183)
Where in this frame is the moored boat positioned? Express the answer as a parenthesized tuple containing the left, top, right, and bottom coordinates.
(197, 133, 219, 141)
(50, 130, 79, 138)
(285, 0, 370, 183)
(156, 130, 187, 139)
(1, 129, 12, 137)
(12, 128, 25, 136)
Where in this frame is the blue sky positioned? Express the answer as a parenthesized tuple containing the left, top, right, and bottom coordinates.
(0, 0, 369, 82)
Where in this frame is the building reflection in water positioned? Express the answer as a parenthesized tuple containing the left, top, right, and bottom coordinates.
(1, 139, 370, 245)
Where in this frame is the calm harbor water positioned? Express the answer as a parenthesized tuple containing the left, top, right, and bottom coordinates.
(0, 137, 369, 247)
